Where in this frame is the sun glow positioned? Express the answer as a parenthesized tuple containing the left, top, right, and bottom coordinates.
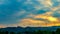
(47, 17, 57, 22)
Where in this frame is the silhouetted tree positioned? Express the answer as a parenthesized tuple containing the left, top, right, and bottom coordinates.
(17, 32, 21, 34)
(52, 31, 55, 34)
(5, 31, 8, 34)
(10, 32, 15, 34)
(25, 31, 30, 34)
(42, 31, 52, 34)
(56, 28, 60, 34)
(0, 31, 5, 34)
(33, 30, 43, 34)
(0, 31, 2, 34)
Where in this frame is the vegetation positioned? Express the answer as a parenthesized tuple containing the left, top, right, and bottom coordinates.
(0, 28, 60, 34)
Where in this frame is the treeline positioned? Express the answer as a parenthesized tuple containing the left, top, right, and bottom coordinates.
(0, 28, 60, 34)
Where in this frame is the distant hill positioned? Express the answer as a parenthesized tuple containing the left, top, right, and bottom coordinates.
(0, 26, 60, 32)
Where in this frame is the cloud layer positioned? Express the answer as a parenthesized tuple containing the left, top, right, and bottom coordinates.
(0, 0, 60, 28)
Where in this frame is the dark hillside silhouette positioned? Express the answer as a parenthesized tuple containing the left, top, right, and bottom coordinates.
(0, 26, 60, 34)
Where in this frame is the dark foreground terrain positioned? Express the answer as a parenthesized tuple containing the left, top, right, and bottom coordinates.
(0, 26, 60, 34)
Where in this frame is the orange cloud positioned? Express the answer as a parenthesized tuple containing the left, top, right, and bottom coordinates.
(34, 15, 58, 22)
(10, 9, 60, 27)
(0, 25, 6, 28)
(18, 14, 60, 27)
(18, 18, 60, 27)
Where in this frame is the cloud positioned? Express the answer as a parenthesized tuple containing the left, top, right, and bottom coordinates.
(0, 0, 60, 28)
(0, 25, 6, 28)
(37, 0, 53, 7)
(17, 10, 60, 27)
(18, 16, 60, 27)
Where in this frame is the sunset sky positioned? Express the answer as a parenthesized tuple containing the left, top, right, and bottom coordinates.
(0, 0, 60, 28)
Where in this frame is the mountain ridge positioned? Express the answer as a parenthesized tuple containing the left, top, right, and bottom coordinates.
(0, 26, 60, 32)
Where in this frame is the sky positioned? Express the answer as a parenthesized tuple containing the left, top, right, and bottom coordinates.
(0, 0, 60, 28)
